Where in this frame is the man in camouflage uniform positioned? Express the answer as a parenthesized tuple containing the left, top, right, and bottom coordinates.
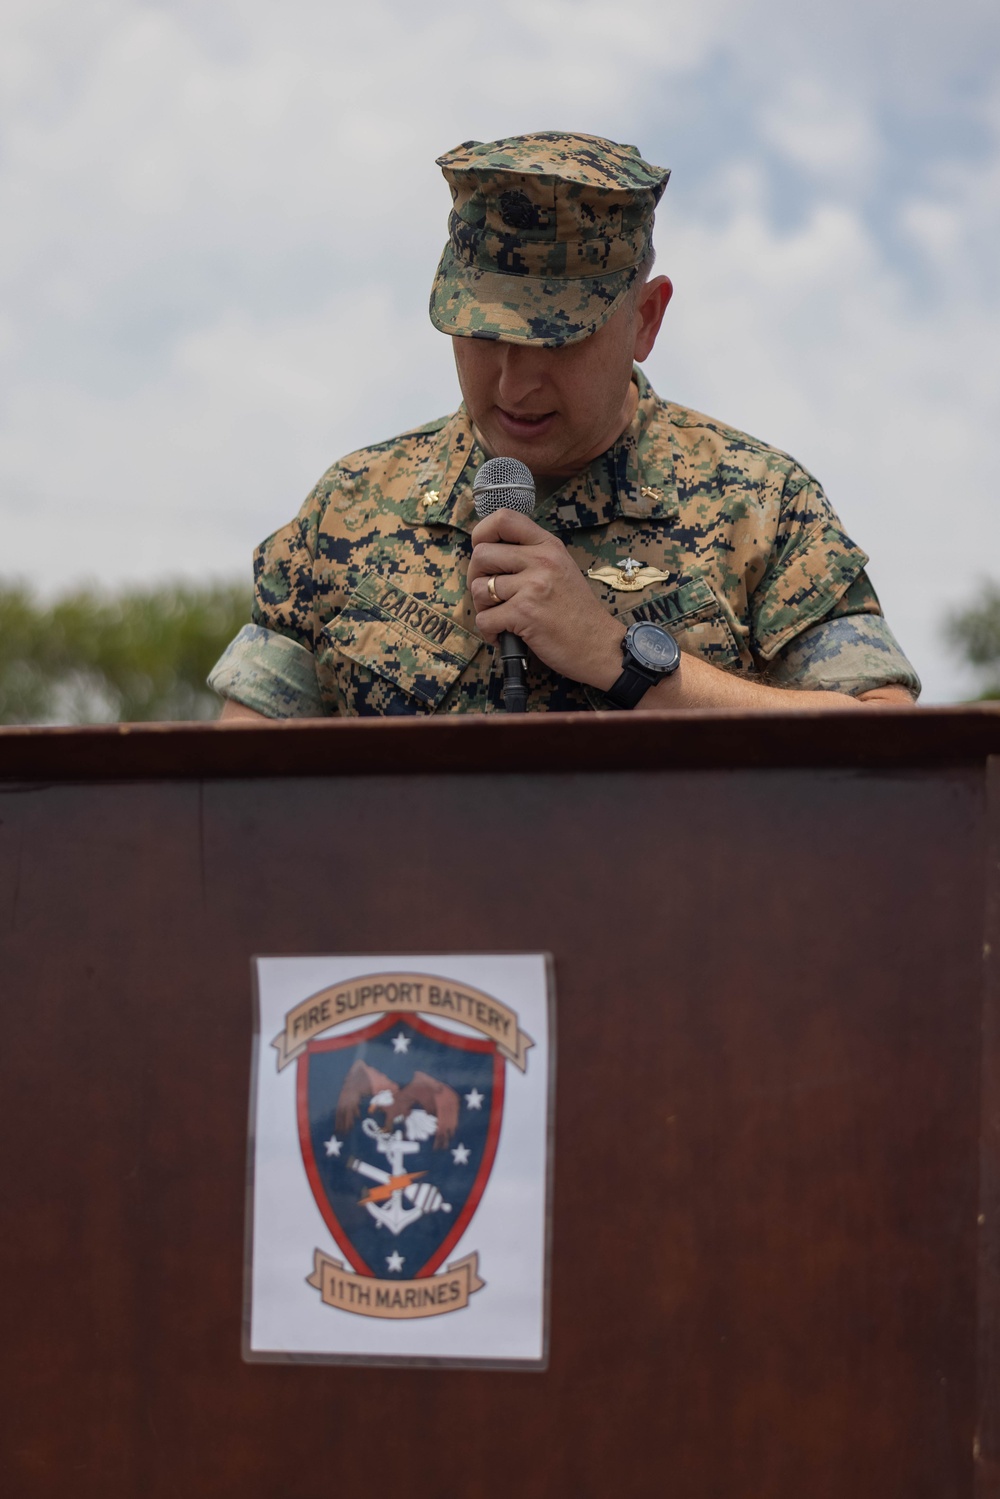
(210, 132, 918, 719)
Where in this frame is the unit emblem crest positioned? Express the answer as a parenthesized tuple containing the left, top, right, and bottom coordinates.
(268, 971, 534, 1320)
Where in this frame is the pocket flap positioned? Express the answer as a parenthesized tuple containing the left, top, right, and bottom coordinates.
(751, 523, 869, 661)
(622, 576, 720, 629)
(325, 574, 482, 710)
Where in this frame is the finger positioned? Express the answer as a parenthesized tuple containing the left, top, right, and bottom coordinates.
(475, 598, 522, 642)
(469, 508, 546, 548)
(470, 573, 513, 610)
(467, 541, 539, 583)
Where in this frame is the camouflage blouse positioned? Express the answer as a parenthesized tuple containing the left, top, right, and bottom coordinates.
(209, 370, 919, 717)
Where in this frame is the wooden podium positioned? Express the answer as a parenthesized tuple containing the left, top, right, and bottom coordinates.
(1, 707, 999, 1498)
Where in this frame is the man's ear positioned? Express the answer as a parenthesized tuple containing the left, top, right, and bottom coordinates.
(633, 275, 673, 362)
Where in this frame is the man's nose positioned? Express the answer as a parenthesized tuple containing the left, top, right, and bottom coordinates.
(495, 345, 548, 409)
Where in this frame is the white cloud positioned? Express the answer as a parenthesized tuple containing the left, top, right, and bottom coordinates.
(758, 77, 881, 189)
(901, 200, 964, 265)
(648, 63, 1000, 699)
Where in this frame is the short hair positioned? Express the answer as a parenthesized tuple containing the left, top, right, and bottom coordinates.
(628, 245, 657, 308)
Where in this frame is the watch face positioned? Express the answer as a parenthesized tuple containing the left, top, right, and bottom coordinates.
(628, 622, 681, 673)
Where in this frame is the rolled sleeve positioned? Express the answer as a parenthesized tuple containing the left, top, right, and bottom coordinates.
(207, 624, 326, 718)
(767, 614, 921, 698)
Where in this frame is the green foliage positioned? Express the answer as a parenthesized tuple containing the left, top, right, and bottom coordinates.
(945, 581, 1000, 700)
(0, 580, 251, 725)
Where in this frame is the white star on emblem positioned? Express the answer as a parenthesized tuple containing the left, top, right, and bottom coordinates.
(451, 1143, 470, 1165)
(324, 1135, 342, 1157)
(464, 1088, 484, 1110)
(386, 1251, 404, 1273)
(391, 1033, 411, 1054)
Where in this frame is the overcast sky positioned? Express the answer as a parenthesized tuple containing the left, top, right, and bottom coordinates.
(1, 0, 997, 700)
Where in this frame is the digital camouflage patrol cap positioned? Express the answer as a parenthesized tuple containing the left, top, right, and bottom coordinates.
(429, 131, 670, 349)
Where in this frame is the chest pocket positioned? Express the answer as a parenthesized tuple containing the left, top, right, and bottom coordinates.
(621, 577, 745, 670)
(319, 573, 483, 716)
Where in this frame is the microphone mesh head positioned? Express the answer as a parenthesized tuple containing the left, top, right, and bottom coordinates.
(472, 456, 536, 518)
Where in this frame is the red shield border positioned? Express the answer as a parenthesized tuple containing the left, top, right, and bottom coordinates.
(296, 1012, 505, 1278)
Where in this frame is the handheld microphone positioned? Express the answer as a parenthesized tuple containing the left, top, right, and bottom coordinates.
(472, 457, 536, 714)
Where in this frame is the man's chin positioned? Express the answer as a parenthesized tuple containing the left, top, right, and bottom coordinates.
(479, 412, 567, 475)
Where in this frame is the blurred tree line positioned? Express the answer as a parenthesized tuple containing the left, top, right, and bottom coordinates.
(0, 577, 998, 724)
(944, 583, 1000, 700)
(0, 581, 250, 724)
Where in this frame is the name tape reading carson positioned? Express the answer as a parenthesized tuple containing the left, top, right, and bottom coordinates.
(247, 958, 552, 1366)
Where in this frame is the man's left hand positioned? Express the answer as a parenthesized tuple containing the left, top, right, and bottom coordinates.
(468, 509, 623, 690)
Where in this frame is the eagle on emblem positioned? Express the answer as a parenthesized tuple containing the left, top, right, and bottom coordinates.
(334, 1059, 460, 1149)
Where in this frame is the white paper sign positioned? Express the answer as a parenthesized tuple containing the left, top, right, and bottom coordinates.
(245, 953, 554, 1367)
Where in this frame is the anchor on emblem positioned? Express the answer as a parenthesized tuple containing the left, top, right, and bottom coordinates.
(348, 1117, 452, 1236)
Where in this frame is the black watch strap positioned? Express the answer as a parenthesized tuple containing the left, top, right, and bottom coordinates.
(606, 662, 660, 710)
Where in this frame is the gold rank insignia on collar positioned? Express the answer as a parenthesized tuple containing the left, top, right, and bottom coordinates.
(586, 557, 672, 592)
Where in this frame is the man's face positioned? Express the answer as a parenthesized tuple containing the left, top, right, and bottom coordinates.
(452, 276, 672, 481)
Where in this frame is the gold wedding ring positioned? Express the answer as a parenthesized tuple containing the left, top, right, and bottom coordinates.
(487, 575, 500, 604)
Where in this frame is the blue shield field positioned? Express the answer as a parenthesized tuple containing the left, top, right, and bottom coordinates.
(297, 1013, 503, 1280)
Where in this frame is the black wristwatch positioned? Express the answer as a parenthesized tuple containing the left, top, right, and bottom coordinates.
(605, 621, 681, 709)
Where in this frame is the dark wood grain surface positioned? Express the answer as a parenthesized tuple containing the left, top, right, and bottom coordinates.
(978, 757, 1000, 1499)
(0, 701, 999, 781)
(0, 720, 993, 1496)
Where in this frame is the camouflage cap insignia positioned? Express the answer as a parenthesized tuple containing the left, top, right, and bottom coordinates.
(587, 559, 674, 593)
